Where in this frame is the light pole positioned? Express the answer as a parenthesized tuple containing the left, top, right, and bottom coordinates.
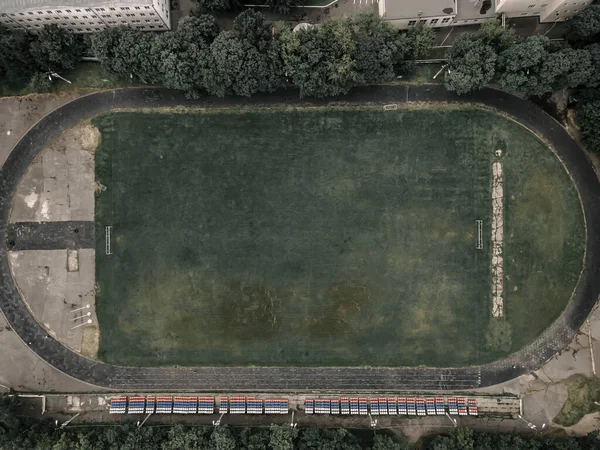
(445, 412, 457, 428)
(213, 413, 225, 427)
(368, 413, 377, 428)
(58, 412, 80, 429)
(290, 411, 297, 428)
(517, 414, 537, 431)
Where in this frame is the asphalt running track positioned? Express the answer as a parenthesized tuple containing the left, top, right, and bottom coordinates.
(1, 85, 599, 391)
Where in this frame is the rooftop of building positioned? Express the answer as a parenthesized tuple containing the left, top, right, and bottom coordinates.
(382, 0, 456, 19)
(0, 0, 153, 14)
(455, 0, 497, 21)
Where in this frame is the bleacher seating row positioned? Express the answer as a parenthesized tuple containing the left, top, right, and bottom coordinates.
(304, 397, 478, 416)
(109, 395, 478, 417)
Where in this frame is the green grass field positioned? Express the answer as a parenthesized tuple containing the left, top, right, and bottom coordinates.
(93, 106, 585, 367)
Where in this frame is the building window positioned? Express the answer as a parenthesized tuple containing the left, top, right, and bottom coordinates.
(110, 7, 115, 10)
(430, 18, 439, 24)
(145, 19, 151, 22)
(533, 11, 540, 14)
(145, 6, 150, 9)
(419, 19, 426, 23)
(135, 6, 140, 9)
(520, 12, 528, 14)
(528, 3, 535, 6)
(140, 13, 145, 16)
(442, 17, 451, 23)
(75, 9, 81, 12)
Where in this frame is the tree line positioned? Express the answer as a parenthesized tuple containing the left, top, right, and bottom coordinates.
(2, 396, 600, 450)
(0, 12, 433, 99)
(443, 19, 597, 96)
(90, 11, 433, 98)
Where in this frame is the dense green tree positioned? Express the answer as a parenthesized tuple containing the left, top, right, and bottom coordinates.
(498, 35, 552, 95)
(577, 98, 600, 152)
(0, 394, 21, 437)
(444, 19, 517, 94)
(238, 426, 270, 450)
(266, 0, 305, 15)
(0, 26, 36, 82)
(269, 424, 298, 450)
(280, 19, 360, 97)
(445, 35, 497, 94)
(27, 72, 54, 93)
(395, 23, 435, 73)
(30, 24, 85, 71)
(155, 31, 208, 95)
(428, 428, 475, 450)
(162, 424, 210, 450)
(91, 27, 134, 76)
(298, 427, 361, 450)
(566, 4, 600, 44)
(352, 13, 400, 83)
(204, 29, 283, 96)
(584, 43, 600, 87)
(177, 14, 221, 43)
(476, 18, 518, 52)
(196, 0, 237, 12)
(234, 9, 273, 48)
(371, 434, 412, 450)
(209, 425, 237, 450)
(542, 47, 593, 91)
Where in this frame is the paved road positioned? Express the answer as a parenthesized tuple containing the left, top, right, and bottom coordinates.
(1, 85, 598, 391)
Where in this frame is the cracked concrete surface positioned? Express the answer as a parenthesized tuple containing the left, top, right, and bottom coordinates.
(10, 122, 96, 223)
(8, 249, 97, 355)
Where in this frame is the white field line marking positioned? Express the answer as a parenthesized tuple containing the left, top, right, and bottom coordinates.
(491, 161, 504, 318)
(105, 226, 112, 255)
(476, 220, 483, 249)
(383, 104, 398, 111)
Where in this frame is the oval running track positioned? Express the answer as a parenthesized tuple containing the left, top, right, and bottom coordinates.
(1, 85, 599, 391)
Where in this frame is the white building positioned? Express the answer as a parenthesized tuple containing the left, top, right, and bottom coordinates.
(378, 0, 457, 29)
(495, 0, 592, 22)
(379, 0, 592, 28)
(0, 0, 170, 33)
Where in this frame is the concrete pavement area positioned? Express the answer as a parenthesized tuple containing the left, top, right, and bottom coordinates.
(8, 249, 97, 356)
(0, 92, 103, 393)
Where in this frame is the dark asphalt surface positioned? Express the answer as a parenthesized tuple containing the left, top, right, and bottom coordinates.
(1, 86, 598, 391)
(7, 221, 94, 251)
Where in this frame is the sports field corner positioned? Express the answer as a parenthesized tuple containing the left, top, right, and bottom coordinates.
(91, 103, 585, 369)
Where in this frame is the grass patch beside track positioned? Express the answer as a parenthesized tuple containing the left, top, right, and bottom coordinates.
(93, 105, 584, 367)
(554, 375, 600, 426)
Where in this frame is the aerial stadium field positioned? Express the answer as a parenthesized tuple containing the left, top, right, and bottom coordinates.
(93, 106, 585, 368)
